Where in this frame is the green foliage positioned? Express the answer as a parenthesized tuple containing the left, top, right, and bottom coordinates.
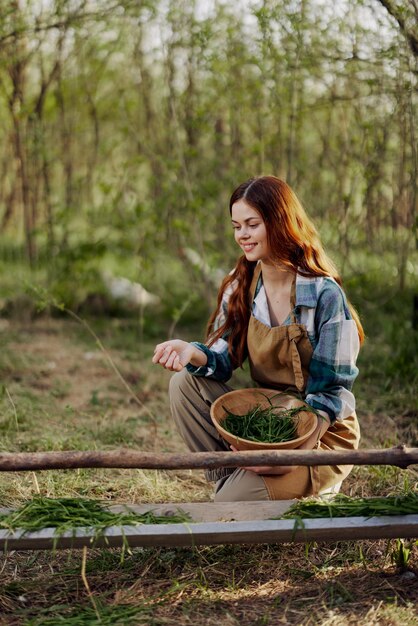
(390, 538, 415, 570)
(45, 241, 108, 310)
(0, 0, 416, 297)
(342, 260, 418, 418)
(387, 324, 418, 382)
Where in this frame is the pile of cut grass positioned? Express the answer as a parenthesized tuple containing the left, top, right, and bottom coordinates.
(222, 404, 302, 443)
(0, 496, 190, 538)
(282, 491, 418, 519)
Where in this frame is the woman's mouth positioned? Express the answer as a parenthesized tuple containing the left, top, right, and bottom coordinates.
(242, 243, 257, 252)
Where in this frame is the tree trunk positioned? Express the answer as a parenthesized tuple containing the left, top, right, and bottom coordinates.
(9, 66, 35, 265)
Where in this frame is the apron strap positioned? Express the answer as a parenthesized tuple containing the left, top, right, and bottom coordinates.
(290, 274, 297, 324)
(249, 262, 262, 304)
(287, 325, 306, 391)
(288, 274, 305, 390)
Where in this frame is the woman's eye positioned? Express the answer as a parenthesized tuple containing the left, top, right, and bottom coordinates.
(232, 223, 259, 230)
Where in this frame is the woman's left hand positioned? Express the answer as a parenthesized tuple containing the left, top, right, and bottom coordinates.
(231, 411, 331, 476)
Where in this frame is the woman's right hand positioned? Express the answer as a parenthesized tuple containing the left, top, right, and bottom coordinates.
(152, 340, 206, 372)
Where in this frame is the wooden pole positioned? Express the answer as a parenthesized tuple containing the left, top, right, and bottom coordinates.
(0, 445, 417, 472)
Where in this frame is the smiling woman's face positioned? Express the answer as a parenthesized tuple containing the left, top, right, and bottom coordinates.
(231, 199, 270, 262)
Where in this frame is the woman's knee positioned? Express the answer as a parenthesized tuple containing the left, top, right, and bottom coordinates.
(214, 469, 270, 502)
(168, 368, 191, 403)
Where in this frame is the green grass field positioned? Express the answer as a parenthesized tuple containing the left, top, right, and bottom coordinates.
(0, 303, 417, 625)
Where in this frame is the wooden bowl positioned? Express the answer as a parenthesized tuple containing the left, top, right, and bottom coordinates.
(210, 388, 318, 451)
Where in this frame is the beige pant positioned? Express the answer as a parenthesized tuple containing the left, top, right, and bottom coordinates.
(169, 369, 270, 502)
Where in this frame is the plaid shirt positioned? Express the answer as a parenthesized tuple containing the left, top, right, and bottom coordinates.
(186, 271, 360, 423)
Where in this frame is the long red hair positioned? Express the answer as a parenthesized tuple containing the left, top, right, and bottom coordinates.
(206, 176, 364, 367)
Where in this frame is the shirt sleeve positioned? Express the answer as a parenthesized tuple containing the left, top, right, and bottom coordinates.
(185, 284, 234, 382)
(304, 280, 360, 423)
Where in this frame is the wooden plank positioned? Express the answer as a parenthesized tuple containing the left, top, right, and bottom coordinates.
(108, 500, 295, 522)
(1, 515, 417, 551)
(0, 446, 417, 472)
(0, 501, 295, 523)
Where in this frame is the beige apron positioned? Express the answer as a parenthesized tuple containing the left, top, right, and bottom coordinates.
(247, 264, 360, 499)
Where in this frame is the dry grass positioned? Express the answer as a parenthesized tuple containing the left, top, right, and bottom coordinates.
(0, 542, 417, 625)
(0, 317, 417, 626)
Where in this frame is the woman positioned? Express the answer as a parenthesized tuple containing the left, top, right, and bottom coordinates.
(152, 176, 363, 501)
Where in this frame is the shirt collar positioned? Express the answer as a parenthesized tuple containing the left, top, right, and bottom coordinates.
(294, 273, 319, 308)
